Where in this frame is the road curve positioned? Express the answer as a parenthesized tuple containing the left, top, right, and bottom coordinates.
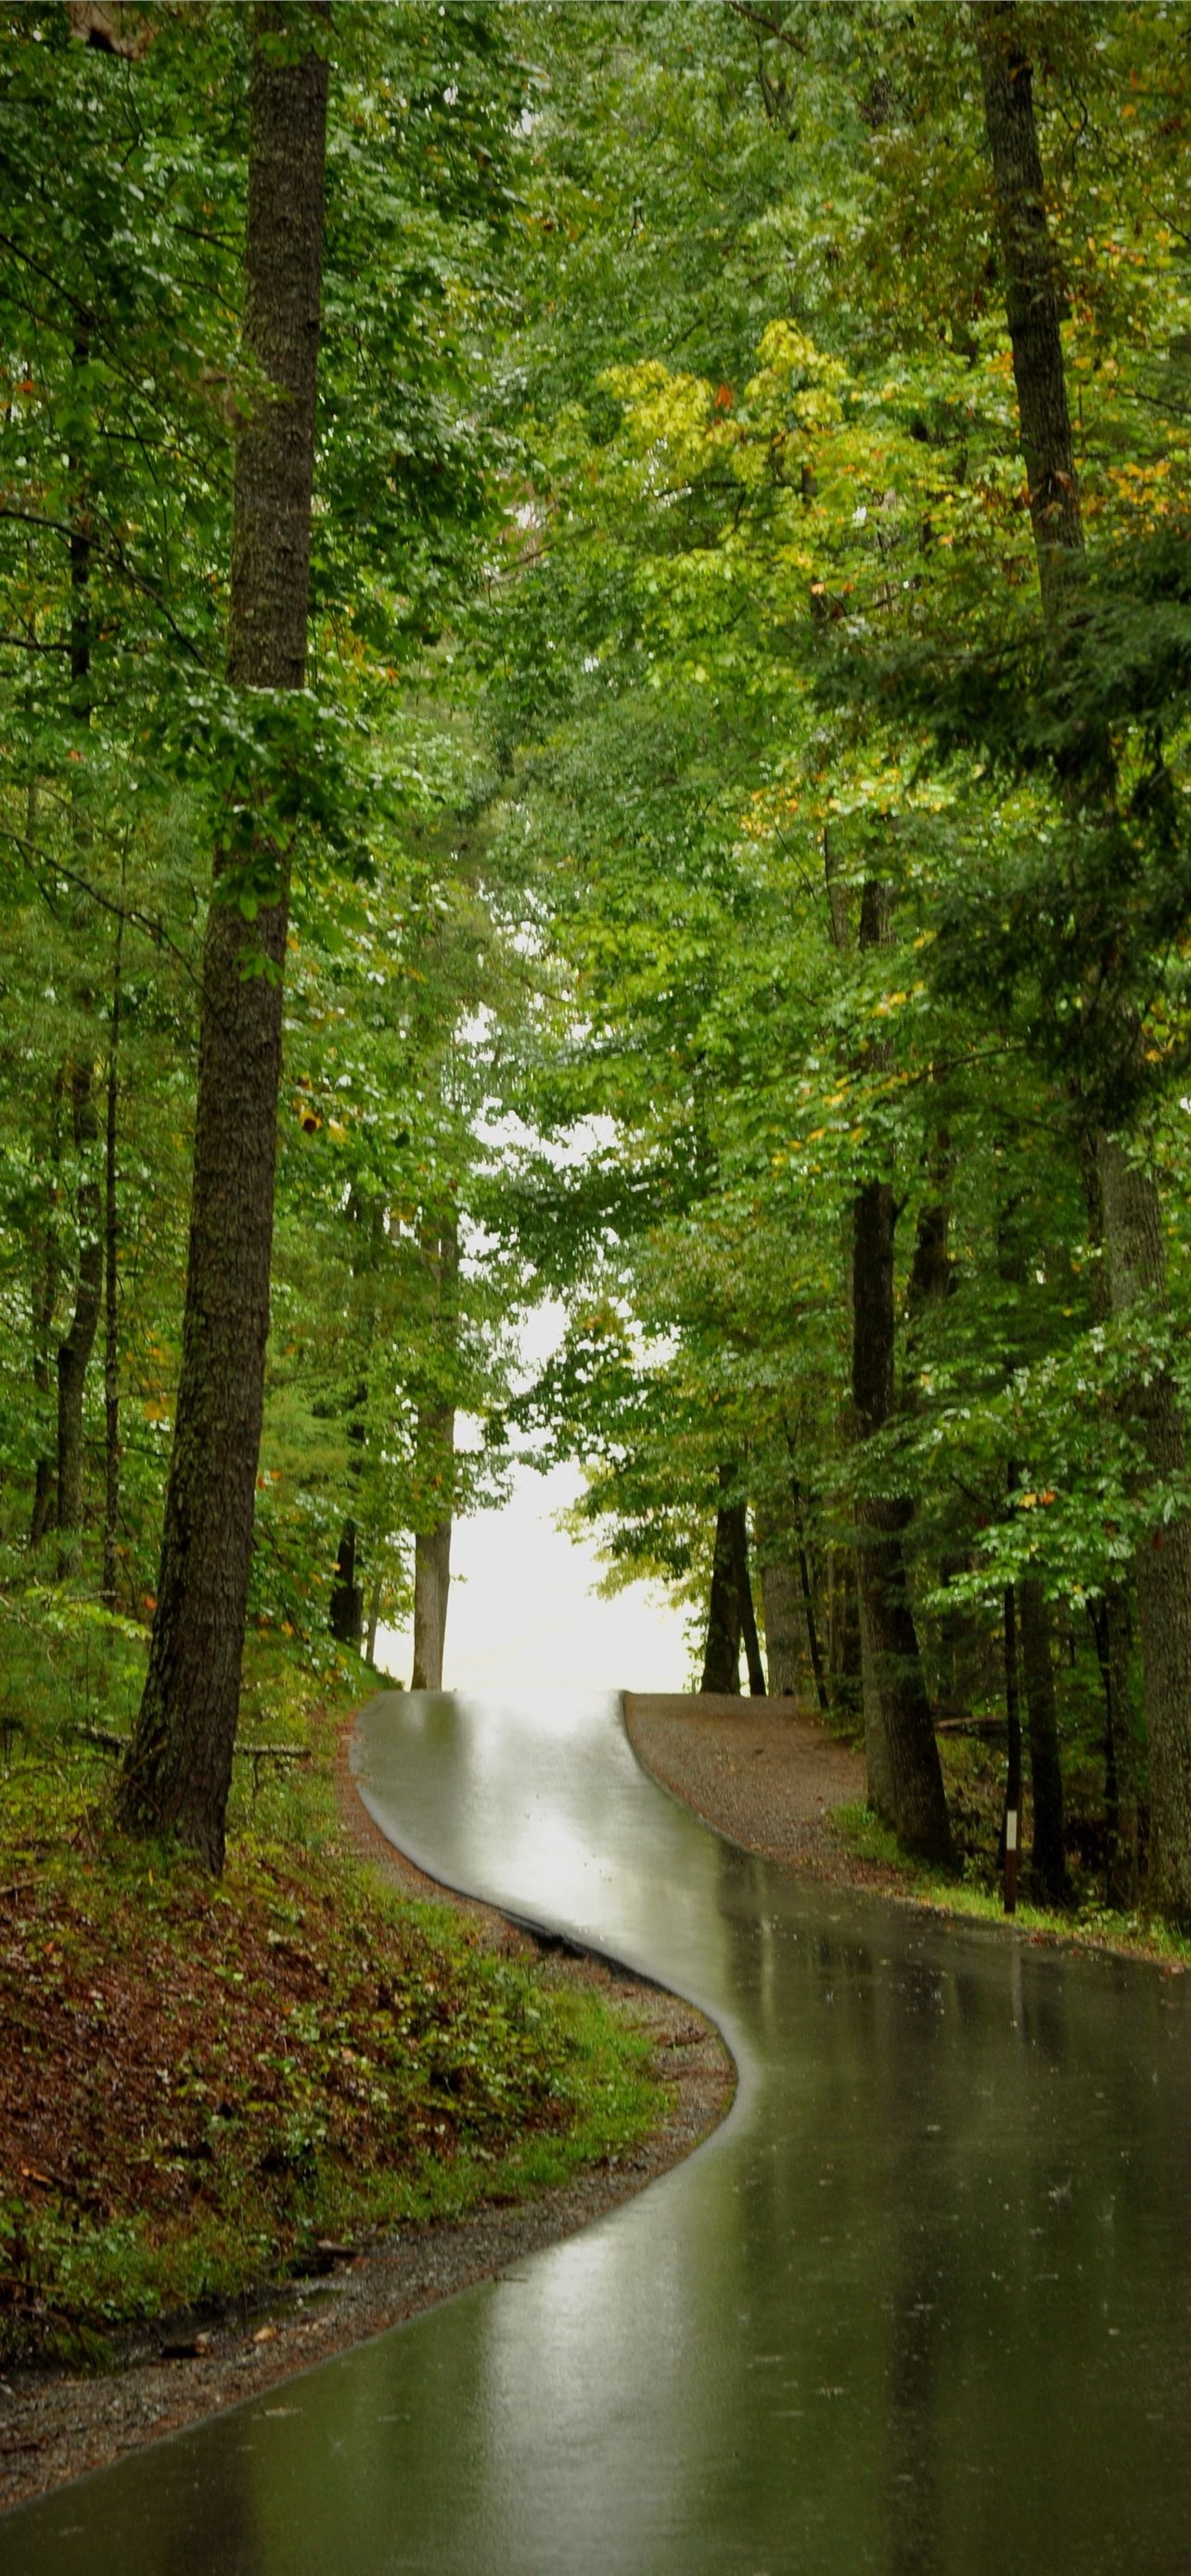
(9, 1687, 1191, 2575)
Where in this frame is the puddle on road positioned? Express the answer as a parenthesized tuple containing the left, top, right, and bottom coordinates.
(7, 1689, 1191, 2575)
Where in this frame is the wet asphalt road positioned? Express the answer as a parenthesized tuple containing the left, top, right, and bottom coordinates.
(7, 1687, 1191, 2576)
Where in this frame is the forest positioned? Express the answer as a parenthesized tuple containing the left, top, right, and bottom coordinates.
(6, 0, 1191, 1933)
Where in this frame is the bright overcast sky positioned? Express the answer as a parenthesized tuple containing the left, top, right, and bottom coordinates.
(377, 1454, 692, 1694)
(378, 1145, 696, 1693)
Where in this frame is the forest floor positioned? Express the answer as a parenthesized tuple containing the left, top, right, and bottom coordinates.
(0, 1697, 732, 2517)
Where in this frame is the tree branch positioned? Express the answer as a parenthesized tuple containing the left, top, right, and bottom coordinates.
(0, 824, 200, 986)
(725, 2, 808, 56)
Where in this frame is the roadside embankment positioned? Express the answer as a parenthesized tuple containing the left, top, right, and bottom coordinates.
(0, 1670, 732, 2512)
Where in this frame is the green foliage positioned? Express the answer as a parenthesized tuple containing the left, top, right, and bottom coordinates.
(5, 0, 1191, 1903)
(832, 1791, 1191, 1970)
(0, 0, 538, 1664)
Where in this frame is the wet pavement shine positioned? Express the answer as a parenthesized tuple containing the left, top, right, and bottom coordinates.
(7, 1688, 1191, 2575)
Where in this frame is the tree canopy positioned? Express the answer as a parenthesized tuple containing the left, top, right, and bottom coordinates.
(6, 0, 1191, 1915)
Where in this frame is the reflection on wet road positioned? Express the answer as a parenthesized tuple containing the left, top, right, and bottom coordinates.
(8, 1689, 1191, 2574)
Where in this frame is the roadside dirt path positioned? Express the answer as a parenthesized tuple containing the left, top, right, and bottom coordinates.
(624, 1692, 901, 1891)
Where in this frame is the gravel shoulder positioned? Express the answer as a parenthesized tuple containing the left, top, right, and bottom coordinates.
(0, 1707, 734, 2516)
(623, 1691, 896, 1889)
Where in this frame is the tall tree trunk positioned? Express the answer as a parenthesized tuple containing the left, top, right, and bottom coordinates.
(330, 1363, 368, 1649)
(997, 1297, 1066, 1903)
(29, 1459, 56, 1553)
(852, 1169, 952, 1859)
(760, 1556, 801, 1696)
(1096, 1139, 1191, 1909)
(1089, 1580, 1139, 1905)
(906, 1189, 950, 1316)
(365, 1569, 383, 1667)
(820, 837, 861, 1733)
(55, 1062, 102, 1575)
(974, 0, 1191, 1915)
(732, 1501, 766, 1698)
(1000, 1581, 1022, 1914)
(789, 1476, 831, 1716)
(971, 6, 1082, 622)
(851, 884, 953, 1861)
(328, 1198, 387, 1646)
(757, 1501, 801, 1697)
(329, 1516, 363, 1648)
(828, 1547, 863, 1726)
(119, 6, 328, 1869)
(1018, 1575, 1068, 1904)
(410, 1216, 458, 1692)
(1078, 1142, 1139, 1900)
(101, 906, 122, 1607)
(412, 1512, 453, 1691)
(700, 1463, 742, 1693)
(54, 361, 101, 1579)
(29, 1080, 62, 1549)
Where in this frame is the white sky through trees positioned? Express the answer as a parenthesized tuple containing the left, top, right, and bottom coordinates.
(378, 1452, 689, 1693)
(380, 1286, 690, 1691)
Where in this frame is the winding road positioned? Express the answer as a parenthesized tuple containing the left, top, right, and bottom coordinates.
(9, 1687, 1191, 2574)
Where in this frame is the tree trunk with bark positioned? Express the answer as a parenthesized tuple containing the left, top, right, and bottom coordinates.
(1089, 1580, 1139, 1905)
(1018, 1574, 1069, 1903)
(760, 1556, 801, 1696)
(365, 1570, 383, 1668)
(701, 1464, 742, 1693)
(974, 0, 1191, 1915)
(828, 1548, 863, 1725)
(412, 1511, 453, 1692)
(756, 1502, 801, 1697)
(732, 1501, 766, 1698)
(329, 1356, 368, 1648)
(851, 884, 953, 1861)
(29, 1082, 62, 1550)
(1077, 1142, 1140, 1899)
(329, 1517, 363, 1648)
(119, 6, 328, 1870)
(327, 1198, 387, 1647)
(56, 1062, 102, 1576)
(852, 1167, 953, 1859)
(788, 1478, 830, 1716)
(101, 908, 122, 1607)
(1097, 1138, 1191, 1909)
(54, 369, 102, 1580)
(971, 6, 1082, 621)
(410, 1216, 458, 1692)
(1000, 1581, 1023, 1913)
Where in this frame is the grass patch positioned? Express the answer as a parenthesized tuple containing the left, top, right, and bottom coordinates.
(0, 1636, 665, 2364)
(830, 1796, 1191, 1971)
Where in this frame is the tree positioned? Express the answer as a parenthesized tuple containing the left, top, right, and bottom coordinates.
(410, 1210, 458, 1691)
(0, 6, 243, 1611)
(970, 0, 1191, 1914)
(473, 0, 1191, 1901)
(8, 0, 1191, 1920)
(119, 4, 329, 1868)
